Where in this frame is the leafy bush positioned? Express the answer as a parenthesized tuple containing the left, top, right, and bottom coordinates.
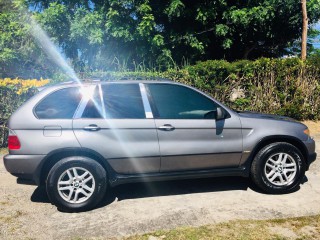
(91, 57, 320, 120)
(164, 57, 320, 120)
(0, 78, 49, 147)
(80, 57, 320, 121)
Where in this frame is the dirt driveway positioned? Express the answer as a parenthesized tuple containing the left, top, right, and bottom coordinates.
(1, 134, 319, 239)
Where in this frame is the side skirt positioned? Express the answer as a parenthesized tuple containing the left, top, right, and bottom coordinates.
(109, 167, 249, 187)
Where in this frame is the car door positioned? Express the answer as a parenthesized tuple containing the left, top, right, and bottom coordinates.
(145, 83, 243, 172)
(72, 83, 160, 174)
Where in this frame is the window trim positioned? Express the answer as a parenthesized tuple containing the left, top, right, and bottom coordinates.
(73, 85, 97, 119)
(139, 83, 153, 119)
(98, 84, 107, 118)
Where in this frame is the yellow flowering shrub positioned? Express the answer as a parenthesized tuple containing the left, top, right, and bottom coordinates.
(1, 78, 50, 147)
(0, 78, 50, 94)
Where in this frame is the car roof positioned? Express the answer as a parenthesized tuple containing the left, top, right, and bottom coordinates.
(39, 79, 176, 91)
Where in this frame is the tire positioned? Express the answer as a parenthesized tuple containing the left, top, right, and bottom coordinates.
(46, 156, 107, 212)
(251, 142, 306, 194)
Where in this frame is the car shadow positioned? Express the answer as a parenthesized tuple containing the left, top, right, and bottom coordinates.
(30, 176, 253, 205)
(98, 176, 259, 208)
(30, 175, 306, 210)
(31, 186, 50, 203)
(114, 176, 251, 200)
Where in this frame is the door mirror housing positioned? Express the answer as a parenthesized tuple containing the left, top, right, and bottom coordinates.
(204, 107, 225, 120)
(216, 107, 225, 120)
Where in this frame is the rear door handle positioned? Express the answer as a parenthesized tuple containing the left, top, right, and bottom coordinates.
(158, 124, 175, 131)
(83, 124, 101, 131)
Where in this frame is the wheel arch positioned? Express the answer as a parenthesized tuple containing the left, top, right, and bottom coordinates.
(245, 135, 308, 169)
(36, 147, 113, 186)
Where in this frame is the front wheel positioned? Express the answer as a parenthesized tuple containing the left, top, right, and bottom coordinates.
(46, 156, 107, 212)
(251, 142, 306, 194)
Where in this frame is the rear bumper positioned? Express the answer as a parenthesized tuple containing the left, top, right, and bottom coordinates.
(3, 154, 45, 185)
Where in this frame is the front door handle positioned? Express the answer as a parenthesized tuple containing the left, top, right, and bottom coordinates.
(158, 124, 175, 131)
(83, 124, 101, 131)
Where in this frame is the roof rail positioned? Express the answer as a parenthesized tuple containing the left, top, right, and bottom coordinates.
(118, 76, 173, 81)
(59, 80, 77, 84)
(82, 78, 101, 82)
(36, 80, 77, 91)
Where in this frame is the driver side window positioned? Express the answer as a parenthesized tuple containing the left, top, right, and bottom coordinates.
(147, 84, 217, 119)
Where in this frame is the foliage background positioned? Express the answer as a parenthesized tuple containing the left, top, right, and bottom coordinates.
(1, 0, 320, 78)
(0, 78, 48, 147)
(1, 57, 320, 147)
(87, 57, 320, 121)
(1, 1, 320, 147)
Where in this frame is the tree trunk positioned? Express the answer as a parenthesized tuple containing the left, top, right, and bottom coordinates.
(301, 0, 308, 61)
(243, 43, 257, 59)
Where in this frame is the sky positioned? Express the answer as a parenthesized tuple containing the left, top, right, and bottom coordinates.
(312, 22, 320, 49)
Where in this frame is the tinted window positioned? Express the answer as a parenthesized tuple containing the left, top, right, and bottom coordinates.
(147, 84, 217, 119)
(82, 84, 145, 119)
(35, 87, 81, 119)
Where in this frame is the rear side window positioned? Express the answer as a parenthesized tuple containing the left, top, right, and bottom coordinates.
(35, 87, 81, 119)
(82, 84, 145, 119)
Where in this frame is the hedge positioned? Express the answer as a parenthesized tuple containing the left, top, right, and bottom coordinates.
(1, 57, 320, 148)
(169, 57, 320, 120)
(0, 78, 49, 147)
(86, 57, 320, 120)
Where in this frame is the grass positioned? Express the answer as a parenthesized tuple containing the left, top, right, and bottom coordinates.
(0, 201, 10, 206)
(0, 148, 8, 155)
(0, 210, 25, 224)
(126, 215, 320, 240)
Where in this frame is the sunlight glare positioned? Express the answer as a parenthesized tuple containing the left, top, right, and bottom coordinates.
(28, 17, 80, 83)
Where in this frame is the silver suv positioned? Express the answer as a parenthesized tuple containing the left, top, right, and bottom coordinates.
(3, 80, 317, 211)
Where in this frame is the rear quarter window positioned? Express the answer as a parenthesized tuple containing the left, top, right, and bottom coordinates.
(34, 87, 82, 119)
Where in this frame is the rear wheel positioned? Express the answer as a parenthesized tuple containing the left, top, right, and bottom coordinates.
(46, 156, 107, 212)
(251, 142, 306, 193)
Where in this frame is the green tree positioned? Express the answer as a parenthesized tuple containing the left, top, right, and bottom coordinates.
(0, 0, 28, 76)
(2, 0, 320, 75)
(0, 0, 65, 78)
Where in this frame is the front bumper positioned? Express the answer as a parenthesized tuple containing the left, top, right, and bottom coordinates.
(307, 152, 317, 169)
(303, 137, 317, 170)
(3, 154, 45, 185)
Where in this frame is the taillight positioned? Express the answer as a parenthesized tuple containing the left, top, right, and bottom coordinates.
(8, 130, 21, 150)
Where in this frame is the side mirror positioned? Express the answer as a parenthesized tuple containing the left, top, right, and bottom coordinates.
(216, 107, 225, 120)
(204, 107, 225, 120)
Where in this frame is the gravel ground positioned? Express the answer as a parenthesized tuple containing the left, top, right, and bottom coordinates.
(0, 131, 319, 240)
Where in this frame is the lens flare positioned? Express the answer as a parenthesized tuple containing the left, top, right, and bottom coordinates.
(16, 4, 149, 176)
(28, 18, 80, 83)
(15, 3, 79, 83)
